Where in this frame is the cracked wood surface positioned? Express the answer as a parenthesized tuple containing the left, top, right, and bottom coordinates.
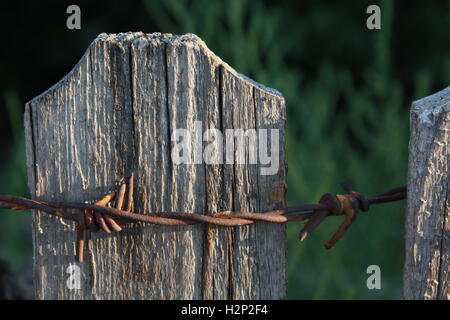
(24, 32, 287, 299)
(404, 86, 450, 299)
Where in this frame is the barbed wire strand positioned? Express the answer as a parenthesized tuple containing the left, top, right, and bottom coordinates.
(0, 174, 406, 262)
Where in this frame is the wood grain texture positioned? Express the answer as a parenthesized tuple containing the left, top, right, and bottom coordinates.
(404, 86, 450, 300)
(24, 32, 286, 300)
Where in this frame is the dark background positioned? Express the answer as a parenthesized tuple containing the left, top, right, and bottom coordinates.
(0, 0, 449, 299)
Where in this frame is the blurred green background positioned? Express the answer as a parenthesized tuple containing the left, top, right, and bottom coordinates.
(1, 0, 449, 299)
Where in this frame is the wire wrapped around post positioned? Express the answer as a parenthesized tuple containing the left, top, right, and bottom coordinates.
(0, 174, 406, 262)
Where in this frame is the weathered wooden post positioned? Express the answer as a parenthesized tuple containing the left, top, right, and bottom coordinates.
(404, 86, 449, 299)
(24, 32, 287, 299)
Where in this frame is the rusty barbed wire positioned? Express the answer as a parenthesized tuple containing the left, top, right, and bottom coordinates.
(0, 174, 406, 262)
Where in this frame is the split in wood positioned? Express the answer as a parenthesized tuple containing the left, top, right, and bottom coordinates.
(0, 175, 406, 262)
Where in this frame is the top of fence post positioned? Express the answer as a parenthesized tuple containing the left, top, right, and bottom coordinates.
(24, 32, 287, 299)
(404, 85, 450, 300)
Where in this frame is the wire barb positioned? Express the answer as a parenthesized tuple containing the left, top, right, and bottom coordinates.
(0, 174, 406, 262)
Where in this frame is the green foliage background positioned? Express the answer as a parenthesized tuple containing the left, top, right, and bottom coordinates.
(1, 0, 449, 299)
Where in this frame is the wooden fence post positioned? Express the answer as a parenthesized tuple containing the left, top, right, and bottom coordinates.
(404, 86, 449, 299)
(24, 33, 287, 299)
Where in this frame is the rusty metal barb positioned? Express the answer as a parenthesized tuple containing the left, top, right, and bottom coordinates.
(0, 174, 406, 262)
